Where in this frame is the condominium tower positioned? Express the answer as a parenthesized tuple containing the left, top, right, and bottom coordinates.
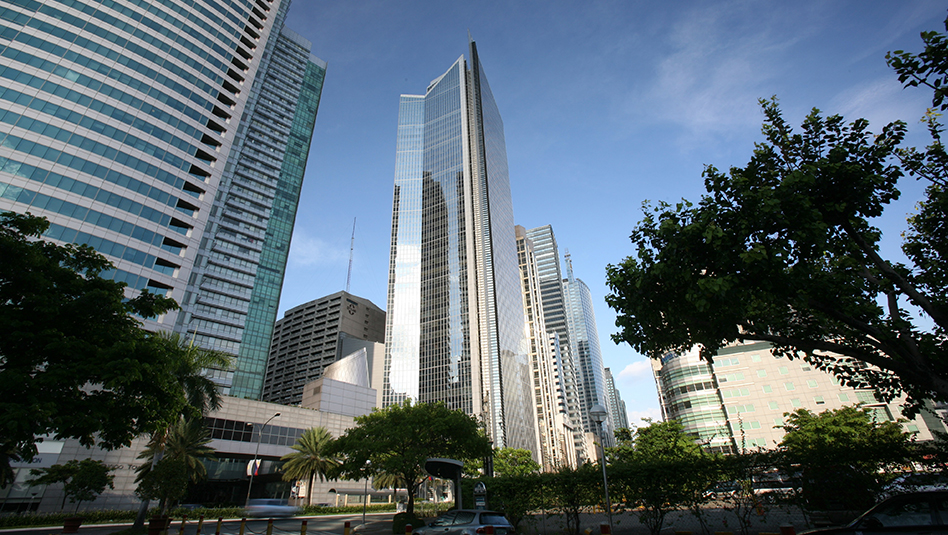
(604, 367, 630, 431)
(263, 291, 385, 406)
(653, 343, 947, 452)
(0, 0, 325, 399)
(383, 40, 536, 451)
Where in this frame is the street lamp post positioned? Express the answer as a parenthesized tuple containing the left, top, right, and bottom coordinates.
(362, 460, 371, 527)
(245, 412, 281, 507)
(589, 404, 613, 532)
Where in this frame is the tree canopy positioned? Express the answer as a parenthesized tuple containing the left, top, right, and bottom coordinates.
(777, 406, 912, 510)
(0, 212, 193, 486)
(606, 19, 948, 412)
(330, 400, 491, 513)
(492, 448, 540, 477)
(29, 459, 114, 512)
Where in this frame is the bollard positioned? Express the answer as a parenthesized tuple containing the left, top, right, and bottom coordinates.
(267, 519, 274, 535)
(179, 516, 188, 535)
(239, 518, 247, 535)
(197, 515, 205, 535)
(345, 521, 351, 535)
(405, 525, 412, 535)
(301, 519, 308, 535)
(780, 525, 796, 535)
(216, 517, 223, 535)
(600, 524, 611, 535)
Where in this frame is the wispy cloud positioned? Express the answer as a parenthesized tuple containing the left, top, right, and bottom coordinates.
(287, 231, 349, 268)
(617, 360, 652, 380)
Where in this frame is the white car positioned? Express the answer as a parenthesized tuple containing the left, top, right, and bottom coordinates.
(245, 498, 301, 518)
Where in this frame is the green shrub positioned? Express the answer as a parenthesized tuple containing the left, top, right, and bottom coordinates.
(299, 503, 397, 516)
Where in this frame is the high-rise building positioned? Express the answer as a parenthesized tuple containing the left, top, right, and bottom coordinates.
(263, 291, 385, 406)
(516, 226, 577, 469)
(563, 252, 612, 447)
(604, 367, 629, 431)
(653, 343, 947, 452)
(175, 26, 326, 399)
(0, 0, 325, 399)
(524, 225, 586, 461)
(383, 39, 536, 451)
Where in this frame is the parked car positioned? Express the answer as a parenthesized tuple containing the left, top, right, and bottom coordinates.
(411, 510, 514, 535)
(801, 491, 948, 535)
(245, 498, 301, 518)
(879, 473, 948, 499)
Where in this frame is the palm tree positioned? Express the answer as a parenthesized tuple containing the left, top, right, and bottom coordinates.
(136, 419, 216, 514)
(281, 427, 339, 506)
(133, 332, 231, 526)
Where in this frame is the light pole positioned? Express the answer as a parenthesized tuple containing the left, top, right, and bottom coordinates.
(362, 460, 371, 527)
(245, 412, 280, 507)
(589, 404, 613, 531)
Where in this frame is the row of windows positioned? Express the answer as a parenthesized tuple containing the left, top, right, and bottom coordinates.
(205, 417, 305, 447)
(10, 0, 227, 94)
(0, 181, 173, 253)
(0, 85, 201, 161)
(0, 156, 182, 232)
(0, 23, 215, 118)
(1, 107, 193, 177)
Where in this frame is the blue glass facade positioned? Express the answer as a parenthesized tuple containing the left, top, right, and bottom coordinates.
(0, 0, 285, 332)
(176, 25, 326, 399)
(384, 41, 536, 451)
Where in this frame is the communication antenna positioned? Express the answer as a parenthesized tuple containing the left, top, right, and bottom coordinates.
(346, 217, 356, 293)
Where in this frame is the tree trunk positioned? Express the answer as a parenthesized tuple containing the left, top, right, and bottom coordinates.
(309, 472, 315, 507)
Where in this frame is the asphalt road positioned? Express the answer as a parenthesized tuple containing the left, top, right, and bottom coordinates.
(0, 513, 395, 535)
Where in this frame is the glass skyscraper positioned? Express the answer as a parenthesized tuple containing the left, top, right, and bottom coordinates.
(384, 40, 536, 451)
(564, 252, 613, 446)
(0, 0, 324, 399)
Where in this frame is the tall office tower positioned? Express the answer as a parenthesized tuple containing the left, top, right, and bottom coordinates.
(0, 0, 291, 333)
(653, 343, 947, 452)
(174, 23, 326, 399)
(563, 252, 612, 447)
(524, 225, 586, 460)
(384, 39, 536, 451)
(516, 226, 577, 470)
(604, 367, 629, 430)
(263, 291, 385, 406)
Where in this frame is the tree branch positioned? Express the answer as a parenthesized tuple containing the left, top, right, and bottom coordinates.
(840, 220, 948, 328)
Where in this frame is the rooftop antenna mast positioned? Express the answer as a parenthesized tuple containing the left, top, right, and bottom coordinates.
(346, 217, 356, 293)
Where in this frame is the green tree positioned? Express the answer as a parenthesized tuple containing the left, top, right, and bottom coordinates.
(133, 333, 230, 526)
(0, 212, 189, 486)
(29, 459, 114, 512)
(777, 406, 911, 510)
(611, 420, 720, 535)
(281, 427, 339, 506)
(539, 465, 600, 535)
(605, 20, 948, 414)
(135, 419, 216, 515)
(330, 400, 491, 513)
(493, 448, 540, 477)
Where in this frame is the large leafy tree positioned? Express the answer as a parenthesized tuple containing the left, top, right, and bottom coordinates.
(29, 459, 114, 512)
(330, 400, 491, 513)
(777, 406, 911, 510)
(0, 212, 188, 486)
(492, 448, 540, 477)
(606, 20, 948, 411)
(281, 427, 339, 506)
(611, 420, 721, 535)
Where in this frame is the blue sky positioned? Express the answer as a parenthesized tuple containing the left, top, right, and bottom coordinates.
(276, 0, 947, 425)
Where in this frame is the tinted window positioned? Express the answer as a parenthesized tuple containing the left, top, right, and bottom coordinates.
(480, 515, 511, 525)
(454, 512, 476, 525)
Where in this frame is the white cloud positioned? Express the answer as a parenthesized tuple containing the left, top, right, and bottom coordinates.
(617, 360, 652, 380)
(626, 407, 663, 426)
(287, 231, 349, 267)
